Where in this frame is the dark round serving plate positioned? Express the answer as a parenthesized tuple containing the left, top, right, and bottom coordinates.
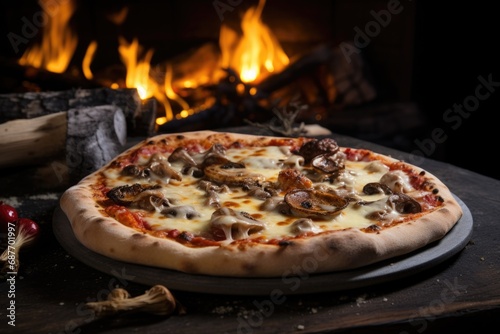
(53, 194, 473, 296)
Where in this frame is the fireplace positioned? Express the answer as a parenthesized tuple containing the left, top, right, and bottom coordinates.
(0, 0, 425, 150)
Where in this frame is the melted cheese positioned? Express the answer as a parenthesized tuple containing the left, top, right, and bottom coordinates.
(103, 146, 409, 241)
(380, 170, 414, 193)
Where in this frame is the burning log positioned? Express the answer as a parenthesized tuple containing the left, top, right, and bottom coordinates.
(158, 41, 378, 134)
(0, 56, 99, 94)
(157, 46, 335, 133)
(0, 105, 127, 184)
(0, 87, 155, 136)
(256, 44, 334, 97)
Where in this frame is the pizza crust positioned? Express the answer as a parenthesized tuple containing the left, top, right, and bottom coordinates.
(59, 131, 463, 278)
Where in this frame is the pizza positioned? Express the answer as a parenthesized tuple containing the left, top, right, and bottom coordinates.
(59, 131, 463, 277)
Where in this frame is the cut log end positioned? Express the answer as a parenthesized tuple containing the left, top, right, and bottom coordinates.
(66, 105, 127, 183)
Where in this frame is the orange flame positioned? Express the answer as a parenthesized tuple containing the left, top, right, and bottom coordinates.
(156, 63, 187, 125)
(118, 37, 156, 100)
(16, 0, 288, 127)
(18, 0, 78, 73)
(82, 40, 98, 80)
(118, 37, 193, 123)
(219, 0, 289, 83)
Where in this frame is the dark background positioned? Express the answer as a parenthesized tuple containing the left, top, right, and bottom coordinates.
(412, 2, 499, 180)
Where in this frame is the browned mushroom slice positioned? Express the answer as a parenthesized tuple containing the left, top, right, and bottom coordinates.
(132, 189, 173, 211)
(167, 147, 197, 166)
(202, 155, 241, 168)
(204, 163, 265, 187)
(121, 164, 150, 178)
(198, 180, 231, 193)
(388, 193, 422, 214)
(284, 189, 349, 219)
(297, 138, 340, 163)
(210, 207, 266, 241)
(362, 182, 393, 195)
(181, 165, 204, 178)
(311, 152, 345, 174)
(161, 205, 200, 219)
(107, 183, 162, 206)
(243, 184, 278, 200)
(260, 196, 287, 212)
(149, 161, 182, 181)
(200, 143, 227, 166)
(121, 153, 183, 182)
(205, 143, 226, 157)
(198, 180, 231, 207)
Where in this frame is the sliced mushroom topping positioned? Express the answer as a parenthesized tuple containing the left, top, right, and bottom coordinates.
(313, 184, 359, 202)
(388, 193, 422, 214)
(149, 161, 182, 181)
(284, 189, 349, 219)
(198, 180, 231, 207)
(161, 205, 200, 219)
(363, 182, 393, 195)
(277, 168, 313, 192)
(204, 143, 226, 158)
(290, 218, 322, 235)
(148, 153, 165, 163)
(168, 147, 203, 178)
(261, 196, 279, 211)
(107, 183, 162, 206)
(203, 163, 265, 187)
(210, 207, 266, 241)
(132, 189, 172, 211)
(121, 164, 151, 178)
(360, 192, 421, 221)
(167, 147, 197, 166)
(120, 153, 182, 182)
(260, 196, 285, 211)
(181, 165, 204, 178)
(247, 187, 272, 200)
(206, 191, 221, 208)
(301, 168, 330, 183)
(202, 155, 238, 168)
(365, 210, 389, 221)
(380, 170, 414, 193)
(311, 152, 345, 174)
(198, 180, 231, 193)
(243, 184, 277, 200)
(297, 138, 339, 163)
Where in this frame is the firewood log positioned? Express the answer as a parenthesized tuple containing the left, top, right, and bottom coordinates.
(0, 87, 155, 136)
(0, 105, 127, 184)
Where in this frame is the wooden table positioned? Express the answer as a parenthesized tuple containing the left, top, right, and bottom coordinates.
(1, 129, 499, 334)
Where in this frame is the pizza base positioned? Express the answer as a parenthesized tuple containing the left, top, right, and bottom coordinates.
(59, 131, 463, 278)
